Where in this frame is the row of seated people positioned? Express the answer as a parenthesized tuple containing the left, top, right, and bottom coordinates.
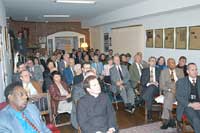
(11, 47, 199, 132)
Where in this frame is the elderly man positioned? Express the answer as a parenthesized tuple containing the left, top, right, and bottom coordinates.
(160, 58, 184, 129)
(0, 82, 51, 133)
(176, 63, 200, 133)
(63, 58, 75, 86)
(110, 55, 135, 113)
(58, 53, 70, 76)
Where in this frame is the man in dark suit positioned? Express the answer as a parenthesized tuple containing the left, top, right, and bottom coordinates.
(160, 58, 184, 129)
(140, 56, 161, 121)
(63, 58, 75, 86)
(176, 63, 200, 133)
(110, 55, 135, 113)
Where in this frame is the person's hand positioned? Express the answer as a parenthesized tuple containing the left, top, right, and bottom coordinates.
(116, 81, 122, 86)
(171, 88, 176, 95)
(106, 128, 115, 133)
(188, 102, 200, 110)
(66, 93, 71, 99)
(152, 81, 159, 87)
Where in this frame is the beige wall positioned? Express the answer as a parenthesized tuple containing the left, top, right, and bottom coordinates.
(111, 25, 145, 56)
(90, 27, 104, 51)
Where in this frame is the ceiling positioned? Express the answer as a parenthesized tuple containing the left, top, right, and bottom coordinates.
(3, 0, 147, 22)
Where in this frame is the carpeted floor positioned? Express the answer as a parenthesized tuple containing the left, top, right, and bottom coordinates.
(120, 122, 177, 133)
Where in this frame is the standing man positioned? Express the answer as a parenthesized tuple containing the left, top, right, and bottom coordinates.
(160, 58, 184, 129)
(110, 55, 135, 113)
(176, 63, 200, 133)
(140, 56, 161, 121)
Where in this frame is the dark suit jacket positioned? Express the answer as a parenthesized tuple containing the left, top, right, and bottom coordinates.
(49, 81, 70, 115)
(176, 76, 200, 121)
(140, 67, 161, 94)
(63, 67, 74, 85)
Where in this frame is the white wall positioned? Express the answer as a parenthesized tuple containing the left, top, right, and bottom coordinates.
(0, 0, 7, 102)
(89, 7, 200, 70)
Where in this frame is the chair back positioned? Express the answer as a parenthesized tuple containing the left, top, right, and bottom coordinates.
(0, 102, 7, 110)
(31, 93, 52, 122)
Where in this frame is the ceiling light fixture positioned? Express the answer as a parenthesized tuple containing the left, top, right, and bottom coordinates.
(43, 15, 70, 18)
(55, 0, 96, 4)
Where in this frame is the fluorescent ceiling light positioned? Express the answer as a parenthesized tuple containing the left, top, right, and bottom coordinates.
(55, 0, 96, 4)
(43, 15, 70, 18)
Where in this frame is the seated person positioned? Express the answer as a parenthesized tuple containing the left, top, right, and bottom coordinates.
(102, 57, 113, 84)
(91, 55, 104, 77)
(77, 75, 117, 133)
(12, 61, 26, 82)
(20, 70, 43, 99)
(49, 71, 72, 117)
(63, 58, 75, 86)
(110, 55, 135, 113)
(73, 64, 84, 85)
(140, 56, 161, 121)
(176, 56, 188, 76)
(176, 63, 200, 133)
(160, 58, 184, 129)
(0, 82, 51, 133)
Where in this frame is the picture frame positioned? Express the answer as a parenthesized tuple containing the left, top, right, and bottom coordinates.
(189, 26, 200, 50)
(104, 33, 109, 52)
(155, 29, 163, 48)
(146, 29, 153, 48)
(176, 27, 187, 49)
(164, 28, 174, 49)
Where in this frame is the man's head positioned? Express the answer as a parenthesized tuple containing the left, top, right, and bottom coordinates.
(63, 53, 70, 62)
(134, 54, 142, 63)
(69, 58, 75, 67)
(113, 55, 120, 65)
(17, 62, 26, 73)
(120, 54, 127, 63)
(187, 63, 198, 79)
(108, 49, 113, 56)
(93, 55, 99, 63)
(82, 63, 91, 73)
(167, 58, 176, 70)
(20, 70, 31, 83)
(178, 56, 187, 67)
(26, 59, 34, 68)
(5, 82, 28, 111)
(83, 75, 101, 96)
(148, 56, 156, 67)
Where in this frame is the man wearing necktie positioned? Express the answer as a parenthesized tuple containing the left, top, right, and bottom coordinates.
(91, 55, 103, 78)
(176, 63, 200, 133)
(110, 55, 135, 113)
(140, 56, 161, 121)
(160, 58, 184, 129)
(0, 82, 51, 133)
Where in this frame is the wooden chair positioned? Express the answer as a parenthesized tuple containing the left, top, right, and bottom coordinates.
(30, 92, 53, 123)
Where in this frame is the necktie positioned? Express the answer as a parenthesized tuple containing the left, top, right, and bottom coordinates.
(118, 66, 123, 80)
(192, 79, 196, 86)
(150, 68, 154, 82)
(170, 70, 175, 82)
(22, 112, 40, 132)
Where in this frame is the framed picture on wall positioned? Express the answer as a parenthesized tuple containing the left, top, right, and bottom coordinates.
(104, 33, 109, 52)
(176, 27, 187, 49)
(189, 26, 200, 50)
(146, 29, 153, 48)
(155, 29, 163, 48)
(164, 28, 174, 49)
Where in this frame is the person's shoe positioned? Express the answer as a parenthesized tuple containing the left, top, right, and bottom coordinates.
(160, 121, 169, 129)
(124, 107, 132, 113)
(131, 107, 135, 114)
(147, 111, 153, 122)
(169, 119, 176, 128)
